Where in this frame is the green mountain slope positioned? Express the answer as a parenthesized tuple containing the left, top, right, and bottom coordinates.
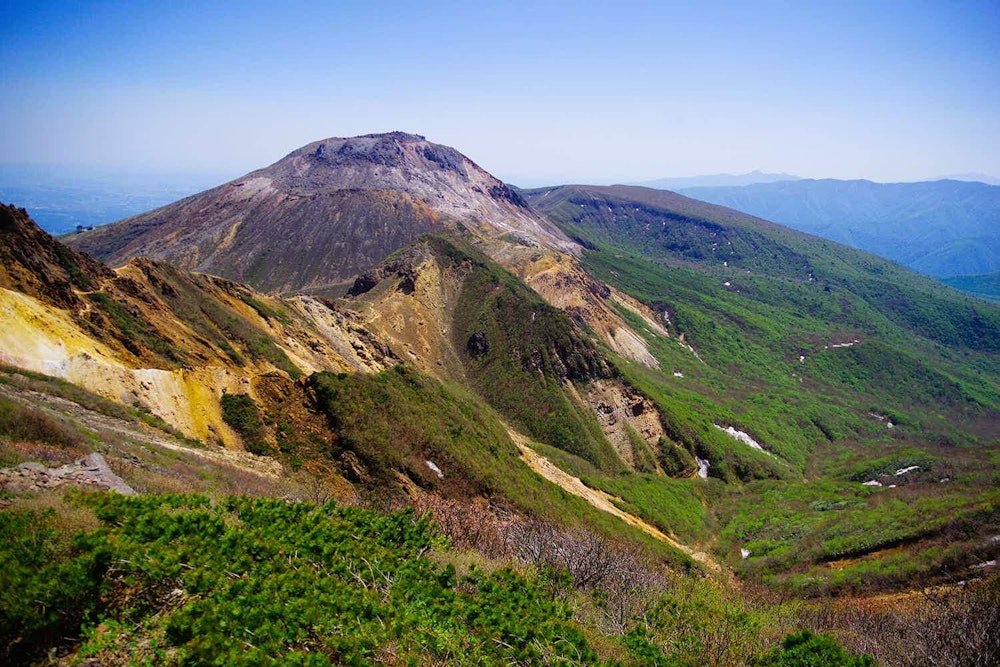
(525, 184, 1000, 591)
(675, 178, 1000, 278)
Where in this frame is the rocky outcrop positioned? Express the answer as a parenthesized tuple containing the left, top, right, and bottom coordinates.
(0, 208, 405, 447)
(0, 203, 114, 311)
(0, 453, 135, 495)
(585, 379, 666, 470)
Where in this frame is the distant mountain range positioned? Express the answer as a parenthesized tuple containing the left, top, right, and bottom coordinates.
(631, 170, 802, 190)
(675, 179, 1000, 280)
(930, 173, 1000, 186)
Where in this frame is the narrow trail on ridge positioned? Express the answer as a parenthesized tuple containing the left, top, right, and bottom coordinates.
(506, 426, 724, 573)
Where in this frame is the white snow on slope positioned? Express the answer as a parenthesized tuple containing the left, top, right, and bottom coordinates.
(714, 424, 773, 456)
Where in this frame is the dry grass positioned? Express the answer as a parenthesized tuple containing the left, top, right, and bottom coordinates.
(0, 439, 89, 468)
(800, 575, 1000, 667)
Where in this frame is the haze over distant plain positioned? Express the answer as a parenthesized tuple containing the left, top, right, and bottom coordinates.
(2, 1, 998, 186)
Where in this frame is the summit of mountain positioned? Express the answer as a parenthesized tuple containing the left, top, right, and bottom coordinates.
(65, 132, 578, 295)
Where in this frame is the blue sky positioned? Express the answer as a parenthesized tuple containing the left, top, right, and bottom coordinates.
(2, 1, 998, 185)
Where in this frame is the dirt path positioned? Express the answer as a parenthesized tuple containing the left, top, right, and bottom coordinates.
(508, 427, 722, 572)
(0, 382, 282, 478)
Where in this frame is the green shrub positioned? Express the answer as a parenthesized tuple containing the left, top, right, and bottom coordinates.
(0, 398, 81, 447)
(220, 393, 268, 455)
(757, 630, 874, 666)
(2, 494, 603, 665)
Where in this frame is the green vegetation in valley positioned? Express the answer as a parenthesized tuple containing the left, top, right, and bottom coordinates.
(719, 472, 1000, 595)
(525, 185, 1000, 590)
(307, 365, 676, 555)
(581, 473, 711, 543)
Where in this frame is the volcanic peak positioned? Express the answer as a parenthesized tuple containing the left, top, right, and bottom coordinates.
(65, 132, 576, 292)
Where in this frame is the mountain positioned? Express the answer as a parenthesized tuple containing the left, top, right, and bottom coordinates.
(632, 170, 802, 190)
(674, 178, 1000, 279)
(63, 133, 678, 372)
(929, 172, 1000, 186)
(65, 132, 578, 295)
(3, 136, 1000, 664)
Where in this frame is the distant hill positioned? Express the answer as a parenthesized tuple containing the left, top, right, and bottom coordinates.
(675, 179, 1000, 278)
(632, 170, 802, 190)
(941, 272, 1000, 302)
(930, 173, 1000, 186)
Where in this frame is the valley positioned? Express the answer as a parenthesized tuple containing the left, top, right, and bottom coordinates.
(1, 133, 997, 666)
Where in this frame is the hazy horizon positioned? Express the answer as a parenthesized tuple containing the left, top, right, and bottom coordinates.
(3, 2, 998, 186)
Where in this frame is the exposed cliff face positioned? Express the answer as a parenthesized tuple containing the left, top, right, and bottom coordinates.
(0, 203, 114, 310)
(0, 208, 399, 448)
(584, 378, 667, 470)
(66, 132, 578, 294)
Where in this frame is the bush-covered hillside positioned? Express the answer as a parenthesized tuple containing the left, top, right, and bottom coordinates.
(526, 184, 1000, 592)
(0, 492, 894, 666)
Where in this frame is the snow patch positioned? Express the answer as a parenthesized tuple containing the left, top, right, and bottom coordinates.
(425, 460, 444, 479)
(696, 457, 710, 479)
(971, 560, 996, 569)
(895, 465, 920, 476)
(677, 334, 704, 362)
(740, 548, 751, 559)
(714, 424, 771, 455)
(863, 480, 882, 487)
(869, 412, 895, 428)
(673, 372, 684, 378)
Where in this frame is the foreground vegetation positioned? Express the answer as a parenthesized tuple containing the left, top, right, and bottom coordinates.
(0, 491, 888, 666)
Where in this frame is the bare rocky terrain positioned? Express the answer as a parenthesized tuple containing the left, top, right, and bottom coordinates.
(67, 132, 578, 294)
